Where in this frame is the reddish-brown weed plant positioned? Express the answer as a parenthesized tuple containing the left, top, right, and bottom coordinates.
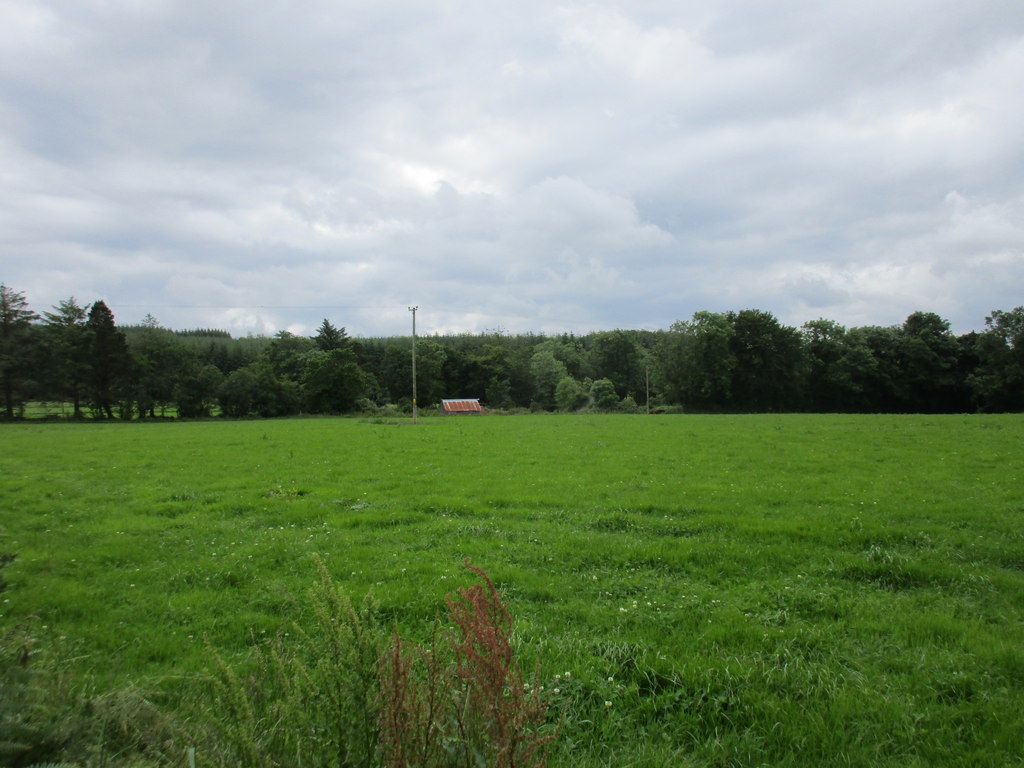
(379, 560, 553, 768)
(378, 626, 453, 768)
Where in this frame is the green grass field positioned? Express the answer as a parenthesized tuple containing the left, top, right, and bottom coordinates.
(2, 414, 1023, 766)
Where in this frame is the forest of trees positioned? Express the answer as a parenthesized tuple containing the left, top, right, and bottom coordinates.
(1, 284, 1022, 419)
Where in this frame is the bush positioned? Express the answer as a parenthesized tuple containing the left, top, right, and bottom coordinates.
(554, 377, 586, 412)
(619, 395, 640, 413)
(589, 379, 619, 411)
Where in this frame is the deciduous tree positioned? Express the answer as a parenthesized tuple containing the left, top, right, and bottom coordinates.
(529, 348, 568, 410)
(555, 376, 586, 411)
(217, 366, 257, 417)
(124, 318, 186, 417)
(968, 306, 1024, 412)
(265, 331, 314, 381)
(174, 361, 223, 417)
(658, 311, 736, 410)
(802, 319, 874, 412)
(727, 309, 804, 411)
(301, 348, 366, 413)
(588, 330, 643, 401)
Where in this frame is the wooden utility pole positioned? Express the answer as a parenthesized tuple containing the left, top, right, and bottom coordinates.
(409, 306, 418, 423)
(645, 366, 650, 415)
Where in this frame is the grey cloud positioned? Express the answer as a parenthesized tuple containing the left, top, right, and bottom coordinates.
(2, 0, 1022, 338)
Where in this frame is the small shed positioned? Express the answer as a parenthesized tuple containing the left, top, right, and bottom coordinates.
(440, 399, 486, 415)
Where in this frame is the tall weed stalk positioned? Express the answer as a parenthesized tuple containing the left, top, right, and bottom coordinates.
(379, 560, 553, 768)
(377, 626, 453, 768)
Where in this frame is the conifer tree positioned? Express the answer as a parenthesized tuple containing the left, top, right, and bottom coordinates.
(86, 300, 130, 418)
(0, 285, 38, 419)
(42, 297, 89, 418)
(314, 318, 350, 351)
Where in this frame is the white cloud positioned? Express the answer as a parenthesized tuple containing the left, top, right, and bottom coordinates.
(555, 5, 709, 86)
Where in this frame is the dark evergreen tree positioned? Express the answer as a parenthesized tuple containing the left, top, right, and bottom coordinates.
(85, 300, 130, 419)
(446, 345, 515, 407)
(0, 285, 39, 419)
(504, 344, 536, 408)
(313, 319, 350, 351)
(380, 339, 446, 408)
(440, 345, 470, 397)
(42, 298, 89, 418)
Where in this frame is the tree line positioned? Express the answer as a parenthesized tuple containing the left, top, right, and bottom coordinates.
(1, 284, 1021, 419)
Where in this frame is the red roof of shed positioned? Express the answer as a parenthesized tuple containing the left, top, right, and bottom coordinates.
(441, 399, 484, 413)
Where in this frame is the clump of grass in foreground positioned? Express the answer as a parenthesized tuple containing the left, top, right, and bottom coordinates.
(1, 552, 184, 768)
(203, 553, 382, 767)
(203, 555, 553, 768)
(0, 619, 183, 768)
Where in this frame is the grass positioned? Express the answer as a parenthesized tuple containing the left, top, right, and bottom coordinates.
(1, 413, 1023, 766)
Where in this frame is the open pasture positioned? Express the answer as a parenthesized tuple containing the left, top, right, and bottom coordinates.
(2, 414, 1023, 766)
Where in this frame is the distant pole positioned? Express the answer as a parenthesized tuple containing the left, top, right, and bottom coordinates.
(409, 306, 419, 424)
(645, 366, 650, 415)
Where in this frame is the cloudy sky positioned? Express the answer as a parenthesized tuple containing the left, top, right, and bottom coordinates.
(2, 0, 1022, 338)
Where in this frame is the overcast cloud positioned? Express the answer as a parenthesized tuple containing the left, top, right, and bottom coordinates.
(2, 0, 1022, 337)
